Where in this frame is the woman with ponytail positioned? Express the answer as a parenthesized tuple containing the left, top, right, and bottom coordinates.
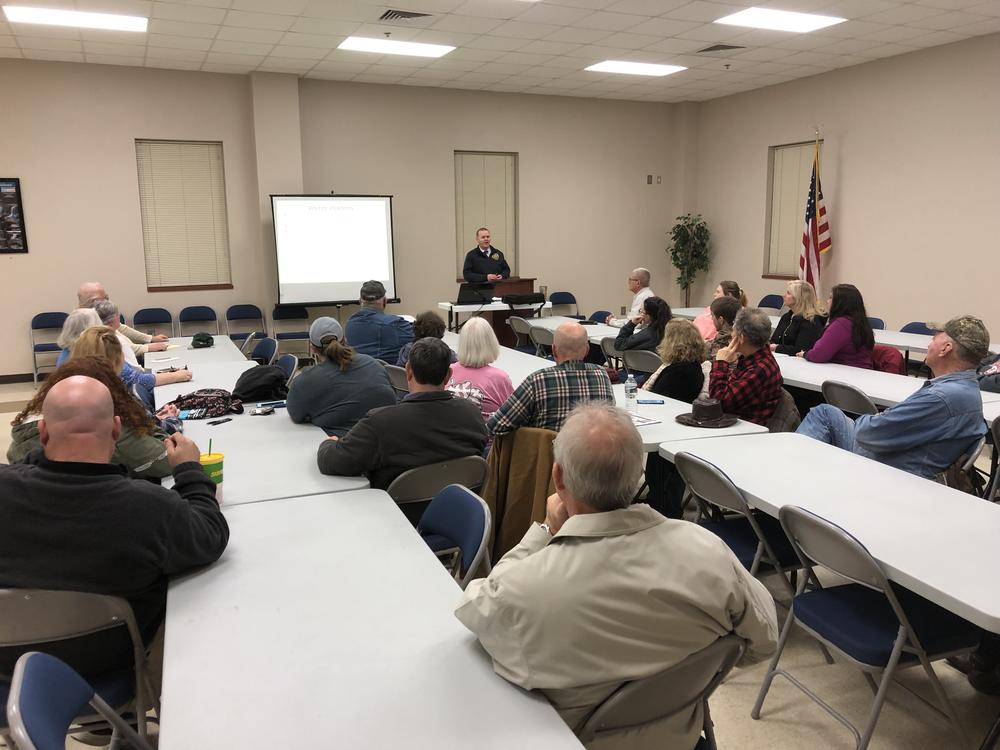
(693, 280, 747, 341)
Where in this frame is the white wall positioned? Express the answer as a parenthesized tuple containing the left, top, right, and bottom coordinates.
(691, 33, 1000, 335)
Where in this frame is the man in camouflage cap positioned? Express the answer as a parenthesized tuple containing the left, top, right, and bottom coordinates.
(796, 314, 989, 478)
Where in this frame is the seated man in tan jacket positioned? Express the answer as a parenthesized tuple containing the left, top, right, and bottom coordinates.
(456, 403, 778, 750)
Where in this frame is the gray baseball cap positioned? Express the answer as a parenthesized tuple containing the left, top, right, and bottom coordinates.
(309, 317, 344, 347)
(360, 280, 387, 301)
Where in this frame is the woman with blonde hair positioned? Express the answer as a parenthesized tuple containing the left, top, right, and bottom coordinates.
(7, 356, 171, 479)
(642, 319, 705, 403)
(446, 316, 513, 423)
(72, 326, 192, 391)
(693, 280, 748, 341)
(771, 280, 827, 355)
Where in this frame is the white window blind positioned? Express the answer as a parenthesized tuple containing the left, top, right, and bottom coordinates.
(135, 140, 232, 289)
(764, 141, 820, 278)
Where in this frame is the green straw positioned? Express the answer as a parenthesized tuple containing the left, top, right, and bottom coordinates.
(208, 439, 212, 455)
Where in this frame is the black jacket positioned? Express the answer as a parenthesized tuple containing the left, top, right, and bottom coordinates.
(771, 311, 827, 355)
(648, 361, 704, 403)
(463, 246, 511, 283)
(614, 320, 662, 352)
(979, 353, 1000, 393)
(0, 456, 228, 676)
(317, 390, 487, 490)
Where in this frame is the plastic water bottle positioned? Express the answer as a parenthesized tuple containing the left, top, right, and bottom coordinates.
(624, 374, 638, 413)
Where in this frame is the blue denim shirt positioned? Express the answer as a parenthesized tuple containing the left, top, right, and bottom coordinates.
(345, 307, 414, 364)
(854, 369, 986, 477)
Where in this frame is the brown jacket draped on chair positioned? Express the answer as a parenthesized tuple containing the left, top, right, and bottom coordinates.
(483, 427, 557, 560)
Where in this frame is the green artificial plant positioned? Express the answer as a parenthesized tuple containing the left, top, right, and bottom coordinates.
(667, 214, 712, 307)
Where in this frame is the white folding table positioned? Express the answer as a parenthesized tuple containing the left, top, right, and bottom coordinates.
(146, 335, 246, 368)
(158, 491, 582, 750)
(657, 432, 1000, 633)
(438, 300, 552, 332)
(154, 361, 257, 407)
(526, 315, 619, 346)
(443, 331, 554, 388)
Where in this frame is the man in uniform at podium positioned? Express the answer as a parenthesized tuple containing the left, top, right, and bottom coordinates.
(463, 228, 511, 283)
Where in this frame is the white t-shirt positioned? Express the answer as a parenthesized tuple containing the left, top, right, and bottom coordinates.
(117, 331, 140, 367)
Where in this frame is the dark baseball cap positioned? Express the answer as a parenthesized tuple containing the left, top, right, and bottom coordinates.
(360, 280, 386, 301)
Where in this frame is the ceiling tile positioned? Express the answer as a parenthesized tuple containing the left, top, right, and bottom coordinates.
(289, 18, 363, 35)
(514, 4, 595, 24)
(148, 32, 215, 49)
(85, 0, 152, 15)
(78, 28, 148, 43)
(21, 49, 85, 61)
(606, 0, 688, 14)
(517, 39, 582, 53)
(278, 31, 343, 47)
(904, 28, 966, 45)
(0, 34, 15, 47)
(860, 4, 947, 23)
(968, 2, 1000, 17)
(82, 40, 146, 55)
(299, 0, 384, 21)
(596, 30, 662, 47)
(488, 19, 563, 37)
(351, 23, 421, 39)
(410, 29, 480, 45)
(269, 43, 331, 58)
(664, 1, 746, 22)
(675, 22, 749, 41)
(908, 9, 992, 29)
(201, 62, 257, 73)
(858, 23, 938, 41)
(951, 16, 1000, 33)
(231, 0, 311, 13)
(146, 45, 208, 60)
(815, 36, 879, 54)
(495, 49, 555, 63)
(857, 41, 918, 57)
(447, 46, 506, 59)
(576, 11, 648, 30)
(388, 0, 468, 13)
(86, 53, 146, 65)
(424, 57, 484, 69)
(14, 36, 83, 51)
(624, 16, 700, 34)
(450, 0, 527, 20)
(212, 39, 275, 55)
(465, 34, 528, 49)
(547, 0, 624, 9)
(814, 0, 899, 17)
(204, 51, 267, 64)
(152, 2, 228, 24)
(641, 36, 710, 52)
(256, 60, 315, 73)
(223, 10, 297, 31)
(811, 19, 892, 37)
(7, 24, 78, 39)
(480, 60, 532, 73)
(310, 60, 370, 72)
(147, 20, 220, 38)
(427, 14, 504, 33)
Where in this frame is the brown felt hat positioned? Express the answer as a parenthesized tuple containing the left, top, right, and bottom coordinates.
(675, 397, 739, 429)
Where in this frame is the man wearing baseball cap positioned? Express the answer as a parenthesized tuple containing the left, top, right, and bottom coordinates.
(797, 314, 989, 478)
(344, 280, 414, 364)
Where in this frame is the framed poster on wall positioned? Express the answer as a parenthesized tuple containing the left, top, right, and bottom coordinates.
(0, 178, 28, 253)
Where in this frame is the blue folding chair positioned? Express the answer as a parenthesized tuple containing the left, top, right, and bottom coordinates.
(272, 305, 310, 356)
(6, 652, 153, 750)
(178, 306, 219, 335)
(867, 316, 886, 330)
(30, 312, 68, 384)
(225, 304, 266, 345)
(901, 322, 934, 375)
(758, 294, 784, 310)
(132, 308, 173, 337)
(276, 353, 298, 382)
(549, 291, 583, 319)
(752, 505, 981, 749)
(418, 483, 492, 589)
(590, 310, 612, 323)
(250, 336, 278, 365)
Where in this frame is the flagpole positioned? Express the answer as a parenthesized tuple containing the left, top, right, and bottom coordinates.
(813, 127, 821, 295)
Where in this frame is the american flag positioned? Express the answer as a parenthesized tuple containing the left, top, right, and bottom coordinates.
(799, 144, 831, 287)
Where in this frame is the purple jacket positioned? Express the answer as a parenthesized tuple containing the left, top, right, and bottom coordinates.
(805, 317, 873, 369)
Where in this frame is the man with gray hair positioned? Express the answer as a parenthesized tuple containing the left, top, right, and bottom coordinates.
(457, 404, 778, 749)
(710, 306, 783, 425)
(798, 315, 989, 479)
(76, 281, 168, 356)
(487, 322, 613, 435)
(605, 267, 655, 328)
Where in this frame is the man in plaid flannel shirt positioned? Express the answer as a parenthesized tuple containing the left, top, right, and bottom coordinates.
(709, 307, 782, 426)
(487, 323, 614, 435)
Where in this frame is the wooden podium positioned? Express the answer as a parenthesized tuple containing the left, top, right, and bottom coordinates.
(455, 277, 536, 347)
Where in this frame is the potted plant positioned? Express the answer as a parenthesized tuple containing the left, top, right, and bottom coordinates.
(667, 214, 711, 307)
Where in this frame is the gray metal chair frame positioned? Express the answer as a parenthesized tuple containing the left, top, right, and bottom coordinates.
(674, 453, 799, 600)
(506, 316, 533, 349)
(822, 380, 878, 417)
(985, 419, 1000, 503)
(752, 506, 972, 750)
(386, 456, 488, 506)
(423, 485, 493, 590)
(276, 353, 298, 385)
(251, 336, 279, 366)
(939, 435, 987, 496)
(578, 634, 744, 750)
(600, 336, 622, 369)
(384, 364, 409, 394)
(240, 330, 259, 357)
(0, 589, 157, 748)
(177, 309, 220, 336)
(7, 652, 155, 750)
(622, 349, 661, 376)
(528, 325, 554, 358)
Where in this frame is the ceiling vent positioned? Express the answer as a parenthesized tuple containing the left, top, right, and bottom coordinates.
(696, 44, 746, 53)
(379, 9, 432, 21)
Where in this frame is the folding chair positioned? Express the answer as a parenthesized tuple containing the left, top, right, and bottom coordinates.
(29, 312, 67, 384)
(752, 506, 982, 750)
(249, 336, 278, 365)
(131, 308, 173, 337)
(225, 304, 266, 346)
(528, 325, 554, 358)
(384, 364, 409, 394)
(674, 452, 801, 600)
(822, 380, 878, 417)
(239, 330, 259, 357)
(867, 316, 886, 330)
(901, 322, 934, 375)
(600, 336, 622, 370)
(758, 294, 784, 310)
(178, 306, 219, 335)
(7, 652, 154, 750)
(386, 455, 488, 527)
(548, 291, 582, 319)
(622, 349, 661, 376)
(271, 305, 311, 357)
(417, 484, 492, 589)
(0, 589, 157, 749)
(578, 635, 744, 750)
(590, 310, 612, 323)
(939, 435, 987, 496)
(985, 418, 1000, 504)
(506, 316, 537, 354)
(275, 353, 298, 383)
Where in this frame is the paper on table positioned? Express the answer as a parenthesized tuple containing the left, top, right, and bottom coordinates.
(629, 414, 661, 427)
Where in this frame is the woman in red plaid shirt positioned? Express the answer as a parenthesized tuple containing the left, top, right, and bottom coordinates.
(710, 307, 783, 426)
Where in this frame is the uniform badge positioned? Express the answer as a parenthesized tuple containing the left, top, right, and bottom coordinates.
(491, 253, 500, 261)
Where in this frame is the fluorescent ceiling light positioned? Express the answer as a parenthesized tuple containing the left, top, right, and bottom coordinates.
(2, 5, 147, 31)
(338, 36, 454, 58)
(585, 60, 686, 77)
(713, 7, 846, 32)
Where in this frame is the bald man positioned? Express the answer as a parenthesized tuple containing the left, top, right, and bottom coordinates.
(487, 322, 614, 435)
(0, 376, 228, 679)
(77, 280, 169, 355)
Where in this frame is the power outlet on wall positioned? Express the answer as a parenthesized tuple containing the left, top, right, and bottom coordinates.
(620, 306, 627, 315)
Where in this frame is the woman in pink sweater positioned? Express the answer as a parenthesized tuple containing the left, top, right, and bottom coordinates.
(446, 316, 514, 423)
(798, 283, 874, 369)
(693, 280, 747, 341)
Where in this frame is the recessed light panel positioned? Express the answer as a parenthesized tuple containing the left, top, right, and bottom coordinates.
(714, 7, 846, 32)
(585, 60, 687, 77)
(3, 5, 147, 32)
(338, 36, 455, 58)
